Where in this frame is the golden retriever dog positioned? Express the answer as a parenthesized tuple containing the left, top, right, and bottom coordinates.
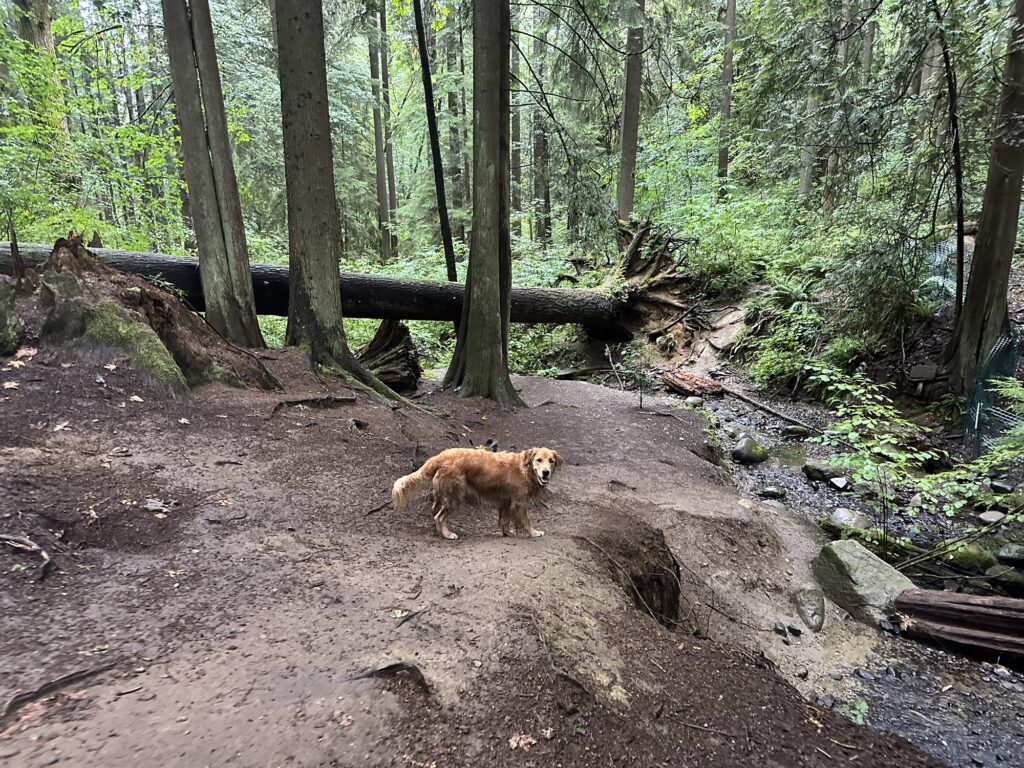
(392, 447, 563, 540)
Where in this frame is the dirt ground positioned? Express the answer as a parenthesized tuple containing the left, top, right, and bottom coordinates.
(1, 348, 949, 767)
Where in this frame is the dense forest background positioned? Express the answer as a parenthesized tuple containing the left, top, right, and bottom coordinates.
(0, 0, 1018, 380)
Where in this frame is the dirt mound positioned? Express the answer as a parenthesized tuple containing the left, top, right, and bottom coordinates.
(0, 354, 944, 767)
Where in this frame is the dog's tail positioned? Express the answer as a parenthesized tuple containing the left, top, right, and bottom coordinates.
(392, 467, 433, 510)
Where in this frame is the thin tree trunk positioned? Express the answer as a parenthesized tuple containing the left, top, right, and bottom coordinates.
(368, 22, 392, 262)
(799, 43, 822, 197)
(717, 0, 736, 199)
(823, 0, 851, 216)
(459, 24, 471, 212)
(444, 0, 523, 407)
(274, 0, 392, 399)
(532, 5, 551, 244)
(379, 3, 399, 254)
(162, 0, 264, 347)
(616, 0, 645, 221)
(862, 19, 877, 85)
(445, 29, 465, 241)
(510, 9, 522, 220)
(413, 0, 457, 283)
(931, 0, 965, 317)
(943, 0, 1024, 396)
(13, 0, 70, 141)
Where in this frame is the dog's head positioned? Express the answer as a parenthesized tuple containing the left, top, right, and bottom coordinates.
(523, 447, 563, 487)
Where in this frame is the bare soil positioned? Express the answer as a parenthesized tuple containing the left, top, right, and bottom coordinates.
(1, 348, 947, 767)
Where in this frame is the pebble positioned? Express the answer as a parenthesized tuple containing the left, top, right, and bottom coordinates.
(830, 673, 843, 681)
(978, 511, 1006, 525)
(137, 691, 155, 701)
(758, 485, 787, 500)
(817, 695, 836, 709)
(829, 476, 851, 491)
(796, 668, 809, 679)
(772, 622, 787, 636)
(854, 668, 876, 682)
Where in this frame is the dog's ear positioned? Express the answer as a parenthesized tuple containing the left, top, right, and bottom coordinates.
(522, 448, 536, 467)
(552, 451, 564, 470)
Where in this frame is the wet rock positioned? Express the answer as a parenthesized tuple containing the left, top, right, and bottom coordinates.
(792, 587, 825, 632)
(796, 667, 809, 679)
(817, 694, 836, 709)
(908, 493, 924, 508)
(786, 624, 802, 636)
(990, 479, 1015, 494)
(782, 425, 813, 440)
(813, 540, 915, 624)
(851, 481, 881, 499)
(985, 565, 1024, 598)
(854, 668, 875, 681)
(731, 436, 769, 465)
(978, 511, 1006, 525)
(758, 485, 787, 500)
(683, 396, 704, 407)
(878, 619, 899, 635)
(997, 543, 1024, 567)
(772, 622, 787, 636)
(802, 463, 845, 482)
(830, 507, 872, 530)
(942, 541, 998, 573)
(828, 476, 851, 492)
(829, 673, 843, 681)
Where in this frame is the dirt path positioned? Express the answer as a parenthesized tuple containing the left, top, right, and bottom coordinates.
(1, 351, 946, 767)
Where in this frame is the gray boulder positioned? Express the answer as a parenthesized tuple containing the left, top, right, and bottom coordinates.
(782, 425, 814, 440)
(813, 540, 914, 624)
(803, 463, 846, 482)
(792, 587, 826, 632)
(732, 436, 769, 465)
(830, 507, 872, 530)
(997, 543, 1024, 567)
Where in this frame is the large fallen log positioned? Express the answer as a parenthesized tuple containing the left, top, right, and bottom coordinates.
(895, 588, 1024, 661)
(1, 243, 631, 339)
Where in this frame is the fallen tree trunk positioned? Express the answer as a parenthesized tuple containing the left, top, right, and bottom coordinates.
(895, 588, 1024, 661)
(0, 243, 631, 339)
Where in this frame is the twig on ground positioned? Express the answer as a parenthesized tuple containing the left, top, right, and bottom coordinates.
(667, 714, 739, 739)
(896, 511, 1020, 571)
(363, 499, 391, 517)
(396, 606, 430, 627)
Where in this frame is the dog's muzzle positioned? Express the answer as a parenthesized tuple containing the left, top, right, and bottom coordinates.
(537, 471, 550, 486)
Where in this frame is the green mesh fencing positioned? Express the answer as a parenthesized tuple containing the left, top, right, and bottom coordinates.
(966, 324, 1023, 457)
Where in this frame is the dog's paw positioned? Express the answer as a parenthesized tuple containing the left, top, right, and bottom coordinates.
(529, 529, 545, 538)
(443, 531, 459, 540)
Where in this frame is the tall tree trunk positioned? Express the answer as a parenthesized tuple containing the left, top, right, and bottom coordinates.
(862, 19, 877, 85)
(823, 0, 851, 216)
(274, 0, 392, 397)
(413, 0, 457, 283)
(799, 43, 822, 197)
(379, 3, 399, 255)
(13, 0, 71, 144)
(445, 29, 465, 241)
(717, 0, 736, 199)
(459, 24, 472, 212)
(532, 6, 551, 244)
(943, 0, 1024, 396)
(510, 10, 522, 221)
(368, 22, 392, 262)
(161, 0, 265, 347)
(615, 0, 645, 221)
(444, 0, 523, 407)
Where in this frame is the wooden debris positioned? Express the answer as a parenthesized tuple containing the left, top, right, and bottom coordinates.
(357, 319, 422, 393)
(347, 661, 431, 695)
(661, 370, 724, 398)
(0, 534, 53, 580)
(895, 588, 1024, 660)
(2, 664, 114, 721)
(270, 395, 356, 416)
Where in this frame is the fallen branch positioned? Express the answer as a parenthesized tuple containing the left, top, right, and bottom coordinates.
(895, 512, 1019, 572)
(0, 534, 54, 580)
(717, 385, 858, 451)
(269, 395, 357, 416)
(363, 499, 391, 517)
(2, 663, 115, 721)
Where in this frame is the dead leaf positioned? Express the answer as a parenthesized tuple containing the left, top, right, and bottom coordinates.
(337, 713, 353, 727)
(941, 684, 954, 693)
(53, 421, 71, 432)
(178, 417, 190, 425)
(154, 513, 167, 520)
(60, 362, 73, 369)
(144, 498, 171, 514)
(391, 609, 410, 619)
(14, 347, 37, 359)
(7, 360, 25, 369)
(2, 381, 18, 390)
(508, 734, 536, 752)
(130, 395, 144, 403)
(541, 727, 554, 740)
(104, 362, 117, 371)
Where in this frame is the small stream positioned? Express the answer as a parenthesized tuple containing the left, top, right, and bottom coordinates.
(670, 380, 1024, 768)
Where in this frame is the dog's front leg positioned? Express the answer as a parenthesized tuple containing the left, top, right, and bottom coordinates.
(516, 502, 544, 538)
(499, 501, 513, 537)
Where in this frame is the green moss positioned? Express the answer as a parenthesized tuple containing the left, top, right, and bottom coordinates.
(199, 361, 244, 388)
(83, 300, 188, 394)
(0, 278, 25, 356)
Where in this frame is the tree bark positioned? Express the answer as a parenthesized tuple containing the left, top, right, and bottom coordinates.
(161, 0, 265, 347)
(798, 44, 822, 197)
(616, 0, 645, 221)
(413, 0, 458, 283)
(368, 19, 392, 262)
(532, 6, 551, 244)
(823, 0, 851, 216)
(862, 19, 877, 85)
(0, 243, 631, 337)
(13, 0, 71, 143)
(943, 0, 1024, 396)
(444, 0, 525, 406)
(510, 10, 522, 219)
(274, 0, 389, 396)
(445, 28, 465, 241)
(717, 0, 736, 199)
(379, 3, 399, 255)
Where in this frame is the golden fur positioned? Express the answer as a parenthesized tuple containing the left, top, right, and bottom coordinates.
(392, 447, 563, 539)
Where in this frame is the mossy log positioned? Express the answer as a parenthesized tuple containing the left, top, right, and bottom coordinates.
(1, 243, 632, 339)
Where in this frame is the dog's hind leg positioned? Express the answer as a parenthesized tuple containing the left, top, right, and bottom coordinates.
(431, 471, 463, 540)
(498, 500, 513, 537)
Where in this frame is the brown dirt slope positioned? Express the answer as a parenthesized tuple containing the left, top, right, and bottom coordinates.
(0, 349, 942, 767)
